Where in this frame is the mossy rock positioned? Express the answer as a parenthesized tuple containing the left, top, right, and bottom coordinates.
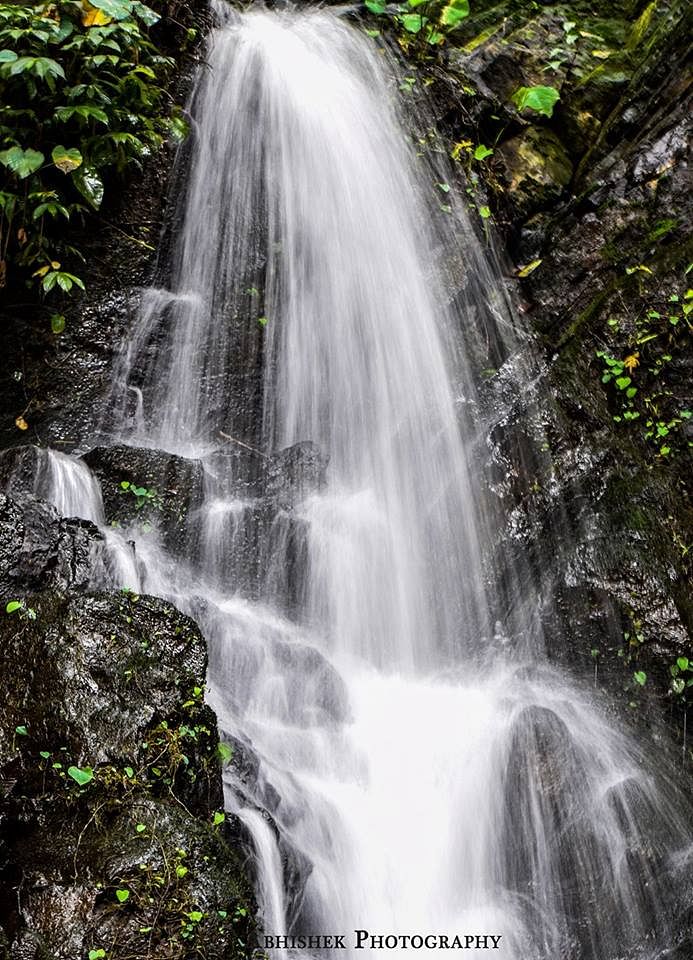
(498, 126, 573, 217)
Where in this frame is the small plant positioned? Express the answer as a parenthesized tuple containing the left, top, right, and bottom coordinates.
(596, 266, 692, 459)
(118, 479, 163, 510)
(511, 84, 560, 118)
(670, 657, 693, 699)
(363, 0, 470, 48)
(5, 598, 37, 620)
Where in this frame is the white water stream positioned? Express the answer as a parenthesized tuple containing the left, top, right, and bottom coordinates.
(29, 5, 691, 959)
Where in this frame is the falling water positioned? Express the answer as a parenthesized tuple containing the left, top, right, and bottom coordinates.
(23, 4, 692, 959)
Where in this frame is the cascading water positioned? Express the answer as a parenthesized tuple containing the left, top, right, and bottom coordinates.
(24, 4, 692, 959)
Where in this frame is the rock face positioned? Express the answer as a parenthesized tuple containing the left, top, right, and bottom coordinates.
(0, 492, 100, 599)
(0, 492, 255, 959)
(82, 444, 206, 555)
(425, 0, 692, 723)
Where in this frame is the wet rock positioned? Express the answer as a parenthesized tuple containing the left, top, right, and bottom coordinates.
(265, 442, 328, 510)
(497, 127, 573, 218)
(82, 443, 205, 551)
(0, 447, 43, 502)
(0, 587, 255, 960)
(0, 493, 101, 600)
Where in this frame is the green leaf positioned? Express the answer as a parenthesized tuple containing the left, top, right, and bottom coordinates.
(364, 1, 387, 12)
(478, 205, 491, 219)
(677, 657, 689, 672)
(217, 742, 233, 764)
(15, 725, 28, 736)
(73, 166, 104, 210)
(633, 670, 647, 686)
(213, 811, 225, 826)
(51, 145, 83, 174)
(90, 0, 135, 21)
(511, 85, 561, 118)
(88, 951, 106, 960)
(115, 888, 130, 903)
(9, 56, 65, 82)
(6, 600, 22, 614)
(473, 144, 494, 161)
(56, 105, 109, 126)
(135, 823, 147, 833)
(50, 314, 66, 334)
(0, 146, 45, 179)
(615, 376, 631, 390)
(67, 765, 94, 786)
(132, 2, 160, 26)
(0, 49, 18, 63)
(399, 13, 426, 33)
(169, 112, 190, 144)
(440, 0, 470, 28)
(187, 911, 203, 923)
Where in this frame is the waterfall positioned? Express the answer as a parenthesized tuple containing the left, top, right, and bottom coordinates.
(27, 5, 691, 959)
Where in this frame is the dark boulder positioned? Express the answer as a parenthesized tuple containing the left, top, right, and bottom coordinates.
(0, 586, 255, 960)
(0, 493, 101, 600)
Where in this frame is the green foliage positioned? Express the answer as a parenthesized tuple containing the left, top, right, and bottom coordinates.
(670, 657, 693, 700)
(595, 267, 692, 459)
(5, 598, 37, 619)
(119, 478, 163, 510)
(0, 0, 180, 307)
(511, 84, 560, 118)
(363, 0, 470, 48)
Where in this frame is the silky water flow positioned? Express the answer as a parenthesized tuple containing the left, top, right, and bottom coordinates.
(32, 5, 692, 959)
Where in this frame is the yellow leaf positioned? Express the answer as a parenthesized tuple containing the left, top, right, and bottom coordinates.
(51, 260, 61, 269)
(82, 2, 112, 27)
(624, 353, 640, 372)
(33, 264, 51, 277)
(15, 417, 29, 431)
(517, 259, 543, 277)
(591, 49, 612, 59)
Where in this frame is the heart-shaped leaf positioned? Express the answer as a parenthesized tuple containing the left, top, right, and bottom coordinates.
(0, 146, 45, 179)
(512, 84, 560, 118)
(67, 765, 94, 786)
(52, 145, 83, 174)
(115, 888, 130, 903)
